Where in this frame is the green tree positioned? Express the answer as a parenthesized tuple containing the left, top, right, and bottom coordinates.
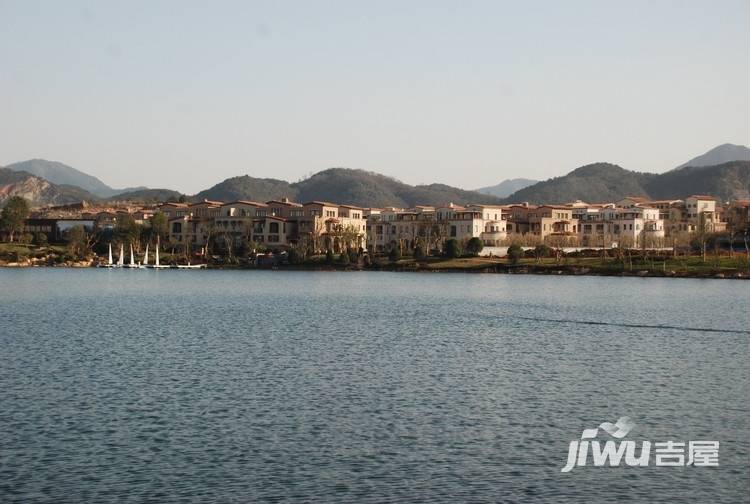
(149, 213, 168, 242)
(444, 238, 461, 259)
(325, 249, 334, 264)
(0, 196, 31, 242)
(65, 225, 95, 258)
(33, 232, 48, 246)
(507, 244, 523, 264)
(115, 215, 143, 252)
(466, 237, 484, 256)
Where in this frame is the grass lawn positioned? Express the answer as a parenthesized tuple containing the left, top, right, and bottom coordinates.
(0, 242, 67, 258)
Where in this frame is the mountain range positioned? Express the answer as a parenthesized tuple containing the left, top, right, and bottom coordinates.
(1, 143, 749, 208)
(5, 159, 146, 198)
(195, 169, 505, 207)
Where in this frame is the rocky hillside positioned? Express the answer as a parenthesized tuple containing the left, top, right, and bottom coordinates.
(6, 159, 147, 198)
(0, 168, 99, 207)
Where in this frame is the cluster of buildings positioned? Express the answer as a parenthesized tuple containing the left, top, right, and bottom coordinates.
(157, 198, 367, 253)
(20, 195, 750, 253)
(364, 195, 743, 252)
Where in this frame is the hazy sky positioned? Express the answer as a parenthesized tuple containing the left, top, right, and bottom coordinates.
(1, 1, 748, 193)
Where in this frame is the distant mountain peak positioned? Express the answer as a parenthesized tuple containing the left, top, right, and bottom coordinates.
(475, 177, 538, 198)
(676, 143, 750, 170)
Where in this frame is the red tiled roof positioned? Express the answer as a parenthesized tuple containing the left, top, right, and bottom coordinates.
(223, 200, 268, 207)
(304, 200, 339, 207)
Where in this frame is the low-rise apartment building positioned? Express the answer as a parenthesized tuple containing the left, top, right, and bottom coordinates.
(668, 195, 725, 234)
(158, 198, 369, 253)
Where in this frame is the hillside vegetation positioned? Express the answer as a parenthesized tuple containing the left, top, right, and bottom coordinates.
(196, 168, 504, 207)
(503, 161, 750, 204)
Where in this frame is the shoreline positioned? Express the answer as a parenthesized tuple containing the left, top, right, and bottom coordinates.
(1, 260, 748, 280)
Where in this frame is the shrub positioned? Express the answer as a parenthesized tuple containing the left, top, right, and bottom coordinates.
(466, 237, 484, 256)
(413, 245, 425, 260)
(389, 246, 401, 262)
(348, 249, 359, 263)
(507, 244, 523, 264)
(33, 232, 48, 246)
(325, 249, 334, 265)
(288, 247, 305, 265)
(339, 251, 350, 264)
(444, 239, 461, 259)
(534, 244, 552, 258)
(19, 233, 34, 244)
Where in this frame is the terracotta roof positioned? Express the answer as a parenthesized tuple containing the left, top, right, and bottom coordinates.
(189, 199, 223, 207)
(688, 195, 717, 200)
(266, 199, 303, 207)
(539, 204, 573, 210)
(222, 200, 268, 207)
(642, 199, 682, 205)
(338, 204, 364, 210)
(304, 200, 339, 207)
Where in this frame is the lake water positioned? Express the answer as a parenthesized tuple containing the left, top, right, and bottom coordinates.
(1, 269, 748, 503)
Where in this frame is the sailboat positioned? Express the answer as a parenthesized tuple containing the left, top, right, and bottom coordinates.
(98, 243, 116, 268)
(143, 244, 149, 267)
(117, 244, 125, 267)
(149, 236, 168, 269)
(130, 244, 136, 268)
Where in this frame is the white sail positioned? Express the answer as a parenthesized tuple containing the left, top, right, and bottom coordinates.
(144, 244, 149, 265)
(155, 237, 160, 267)
(118, 244, 124, 266)
(129, 244, 135, 266)
(108, 243, 113, 265)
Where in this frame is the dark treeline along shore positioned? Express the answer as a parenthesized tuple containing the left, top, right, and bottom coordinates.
(1, 239, 750, 280)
